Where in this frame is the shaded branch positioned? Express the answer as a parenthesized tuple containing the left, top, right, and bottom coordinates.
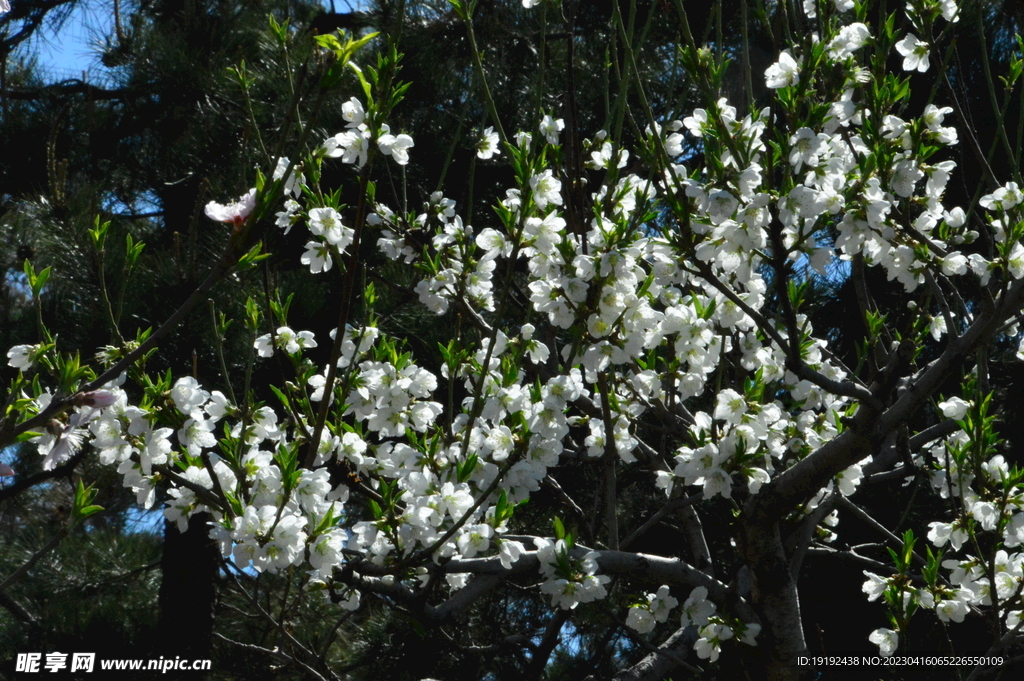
(612, 624, 701, 681)
(3, 80, 132, 101)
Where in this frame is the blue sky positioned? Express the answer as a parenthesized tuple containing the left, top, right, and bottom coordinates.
(29, 0, 361, 79)
(30, 1, 112, 80)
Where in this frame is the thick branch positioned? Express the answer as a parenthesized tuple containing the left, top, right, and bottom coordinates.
(746, 279, 1024, 526)
(612, 625, 699, 681)
(3, 80, 131, 101)
(346, 545, 748, 620)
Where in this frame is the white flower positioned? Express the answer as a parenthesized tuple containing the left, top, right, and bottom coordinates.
(541, 578, 583, 609)
(171, 377, 209, 416)
(301, 241, 333, 274)
(707, 190, 739, 224)
(970, 500, 999, 531)
(324, 129, 371, 167)
(923, 105, 957, 144)
(530, 170, 563, 210)
(927, 521, 967, 550)
(936, 592, 971, 622)
(944, 207, 966, 228)
(308, 207, 354, 249)
(309, 529, 345, 573)
(254, 328, 317, 356)
(343, 133, 371, 167)
(272, 157, 303, 197)
(938, 0, 959, 22)
(341, 97, 365, 128)
(683, 109, 709, 137)
(714, 389, 746, 423)
(539, 115, 564, 145)
(980, 182, 1023, 211)
(254, 334, 274, 358)
(477, 127, 501, 159)
(868, 628, 898, 656)
(589, 142, 629, 169)
(765, 50, 800, 89)
(456, 524, 493, 558)
(308, 206, 340, 235)
(895, 34, 930, 72)
(649, 585, 678, 622)
(828, 23, 871, 60)
(789, 128, 828, 170)
(39, 409, 100, 471)
(275, 199, 300, 233)
(747, 467, 771, 494)
(937, 396, 970, 420)
(1012, 243, 1024, 279)
(279, 328, 317, 354)
(807, 0, 853, 15)
(836, 460, 865, 496)
(665, 129, 684, 156)
(694, 623, 733, 661)
(626, 606, 657, 633)
(205, 188, 257, 226)
(941, 252, 968, 276)
(679, 586, 716, 627)
(862, 572, 888, 601)
(7, 344, 39, 371)
(497, 539, 525, 569)
(178, 416, 217, 456)
(891, 159, 924, 197)
(139, 426, 173, 475)
(378, 132, 415, 165)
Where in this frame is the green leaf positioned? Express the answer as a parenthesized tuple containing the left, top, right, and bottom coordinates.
(349, 62, 373, 101)
(269, 385, 291, 411)
(77, 505, 104, 519)
(268, 15, 289, 45)
(34, 266, 51, 295)
(315, 34, 343, 51)
(72, 480, 103, 522)
(315, 508, 337, 535)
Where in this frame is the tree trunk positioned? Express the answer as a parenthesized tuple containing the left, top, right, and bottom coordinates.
(157, 513, 218, 676)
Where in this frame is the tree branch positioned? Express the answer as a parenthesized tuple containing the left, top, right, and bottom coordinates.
(612, 625, 700, 681)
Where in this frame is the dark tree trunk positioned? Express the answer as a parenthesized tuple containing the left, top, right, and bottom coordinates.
(157, 513, 219, 676)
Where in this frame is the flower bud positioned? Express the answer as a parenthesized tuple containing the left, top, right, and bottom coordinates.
(75, 390, 117, 408)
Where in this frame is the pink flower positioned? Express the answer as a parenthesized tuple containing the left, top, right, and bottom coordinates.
(205, 188, 257, 227)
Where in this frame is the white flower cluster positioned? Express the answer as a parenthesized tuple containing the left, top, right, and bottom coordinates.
(677, 586, 760, 661)
(535, 538, 610, 610)
(859, 388, 1024, 656)
(254, 327, 317, 358)
(322, 97, 414, 167)
(301, 207, 355, 274)
(625, 585, 678, 633)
